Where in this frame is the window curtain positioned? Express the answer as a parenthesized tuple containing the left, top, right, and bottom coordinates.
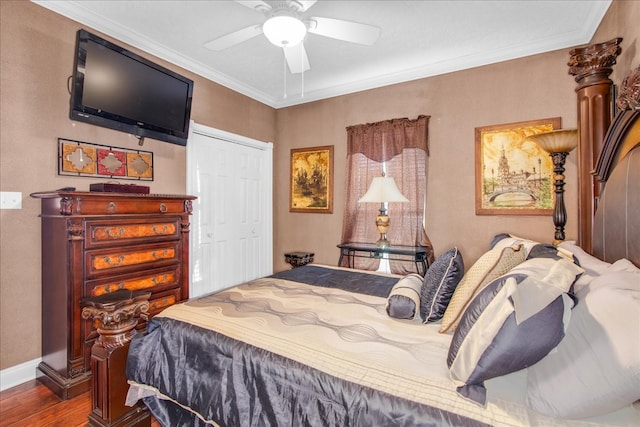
(340, 115, 434, 274)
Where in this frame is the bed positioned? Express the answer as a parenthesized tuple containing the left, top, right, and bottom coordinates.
(124, 66, 640, 426)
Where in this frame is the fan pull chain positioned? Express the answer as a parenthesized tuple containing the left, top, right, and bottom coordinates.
(283, 52, 287, 99)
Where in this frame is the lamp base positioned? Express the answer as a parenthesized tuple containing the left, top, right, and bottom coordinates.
(375, 210, 391, 248)
(376, 234, 390, 248)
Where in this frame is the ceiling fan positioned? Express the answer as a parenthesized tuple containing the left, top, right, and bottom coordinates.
(204, 0, 381, 74)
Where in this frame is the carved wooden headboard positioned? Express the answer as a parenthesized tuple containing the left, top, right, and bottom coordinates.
(591, 66, 640, 266)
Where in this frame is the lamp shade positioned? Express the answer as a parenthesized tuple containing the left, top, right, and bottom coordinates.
(263, 15, 307, 47)
(527, 129, 578, 154)
(358, 177, 409, 203)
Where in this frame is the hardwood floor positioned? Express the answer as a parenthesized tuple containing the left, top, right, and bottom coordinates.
(0, 381, 160, 427)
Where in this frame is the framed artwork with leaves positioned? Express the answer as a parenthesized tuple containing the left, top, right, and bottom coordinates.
(58, 138, 153, 180)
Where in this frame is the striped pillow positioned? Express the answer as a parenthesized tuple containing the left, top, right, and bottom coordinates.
(439, 244, 525, 333)
(448, 258, 583, 405)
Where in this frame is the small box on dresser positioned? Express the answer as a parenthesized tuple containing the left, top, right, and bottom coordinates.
(30, 190, 196, 400)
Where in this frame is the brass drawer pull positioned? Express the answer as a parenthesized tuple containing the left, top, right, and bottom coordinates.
(151, 250, 169, 259)
(102, 255, 125, 267)
(151, 274, 169, 284)
(151, 225, 169, 235)
(104, 227, 125, 238)
(107, 202, 117, 214)
(159, 203, 167, 213)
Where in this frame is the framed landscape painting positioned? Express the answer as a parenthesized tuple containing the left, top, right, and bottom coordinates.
(290, 145, 333, 213)
(475, 117, 561, 215)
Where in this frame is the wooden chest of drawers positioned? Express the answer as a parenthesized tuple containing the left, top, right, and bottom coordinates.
(30, 191, 196, 399)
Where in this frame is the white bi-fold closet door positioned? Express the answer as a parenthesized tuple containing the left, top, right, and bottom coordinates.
(187, 122, 273, 298)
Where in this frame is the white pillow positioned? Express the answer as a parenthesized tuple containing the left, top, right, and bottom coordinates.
(557, 241, 611, 295)
(576, 258, 639, 299)
(526, 265, 640, 418)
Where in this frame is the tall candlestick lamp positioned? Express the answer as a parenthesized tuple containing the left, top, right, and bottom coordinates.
(527, 129, 578, 245)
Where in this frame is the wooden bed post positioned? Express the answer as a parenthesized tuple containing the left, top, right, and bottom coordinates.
(567, 37, 622, 253)
(82, 291, 152, 427)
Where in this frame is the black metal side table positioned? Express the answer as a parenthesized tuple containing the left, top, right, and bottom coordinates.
(337, 242, 430, 275)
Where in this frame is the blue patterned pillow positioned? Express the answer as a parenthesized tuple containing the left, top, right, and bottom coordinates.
(420, 247, 464, 322)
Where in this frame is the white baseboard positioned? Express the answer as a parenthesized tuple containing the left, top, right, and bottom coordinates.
(0, 358, 41, 391)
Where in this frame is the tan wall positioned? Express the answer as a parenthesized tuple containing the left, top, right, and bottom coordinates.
(273, 51, 577, 272)
(591, 0, 640, 84)
(272, 0, 640, 273)
(0, 1, 275, 370)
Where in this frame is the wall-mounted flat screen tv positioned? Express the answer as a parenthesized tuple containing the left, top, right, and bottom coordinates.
(70, 29, 194, 146)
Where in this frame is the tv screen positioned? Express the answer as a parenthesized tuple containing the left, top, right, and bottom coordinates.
(70, 29, 194, 146)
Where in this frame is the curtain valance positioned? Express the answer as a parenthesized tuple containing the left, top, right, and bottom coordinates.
(346, 115, 430, 162)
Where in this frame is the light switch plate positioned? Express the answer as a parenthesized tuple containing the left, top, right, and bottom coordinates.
(0, 192, 22, 209)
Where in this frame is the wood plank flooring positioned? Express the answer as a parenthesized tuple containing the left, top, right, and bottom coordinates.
(0, 380, 160, 427)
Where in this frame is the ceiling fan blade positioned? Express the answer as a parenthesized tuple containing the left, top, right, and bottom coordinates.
(292, 0, 317, 12)
(234, 0, 272, 13)
(204, 25, 263, 51)
(307, 17, 380, 45)
(283, 43, 310, 74)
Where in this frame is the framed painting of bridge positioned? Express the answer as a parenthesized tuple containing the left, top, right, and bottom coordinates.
(475, 117, 561, 215)
(290, 145, 334, 213)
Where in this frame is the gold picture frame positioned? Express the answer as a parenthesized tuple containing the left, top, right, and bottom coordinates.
(290, 145, 333, 213)
(475, 117, 561, 215)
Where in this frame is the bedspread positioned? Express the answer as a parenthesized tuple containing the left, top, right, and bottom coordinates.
(126, 266, 638, 427)
(126, 268, 490, 426)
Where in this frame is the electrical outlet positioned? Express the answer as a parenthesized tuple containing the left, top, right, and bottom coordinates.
(0, 192, 22, 209)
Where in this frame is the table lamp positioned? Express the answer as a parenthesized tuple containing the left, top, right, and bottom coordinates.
(358, 175, 409, 248)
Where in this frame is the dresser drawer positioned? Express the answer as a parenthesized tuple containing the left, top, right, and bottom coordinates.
(85, 218, 181, 248)
(55, 195, 189, 216)
(148, 288, 181, 316)
(85, 242, 181, 279)
(84, 267, 180, 298)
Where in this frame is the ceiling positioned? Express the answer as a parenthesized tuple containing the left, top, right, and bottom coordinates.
(33, 0, 611, 109)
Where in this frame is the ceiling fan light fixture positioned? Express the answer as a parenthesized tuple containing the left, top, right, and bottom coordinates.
(263, 15, 307, 47)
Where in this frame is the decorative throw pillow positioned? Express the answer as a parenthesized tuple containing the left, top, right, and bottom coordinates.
(447, 258, 583, 406)
(439, 244, 525, 333)
(386, 273, 424, 320)
(420, 247, 464, 322)
(489, 233, 540, 257)
(526, 265, 640, 418)
(488, 233, 511, 249)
